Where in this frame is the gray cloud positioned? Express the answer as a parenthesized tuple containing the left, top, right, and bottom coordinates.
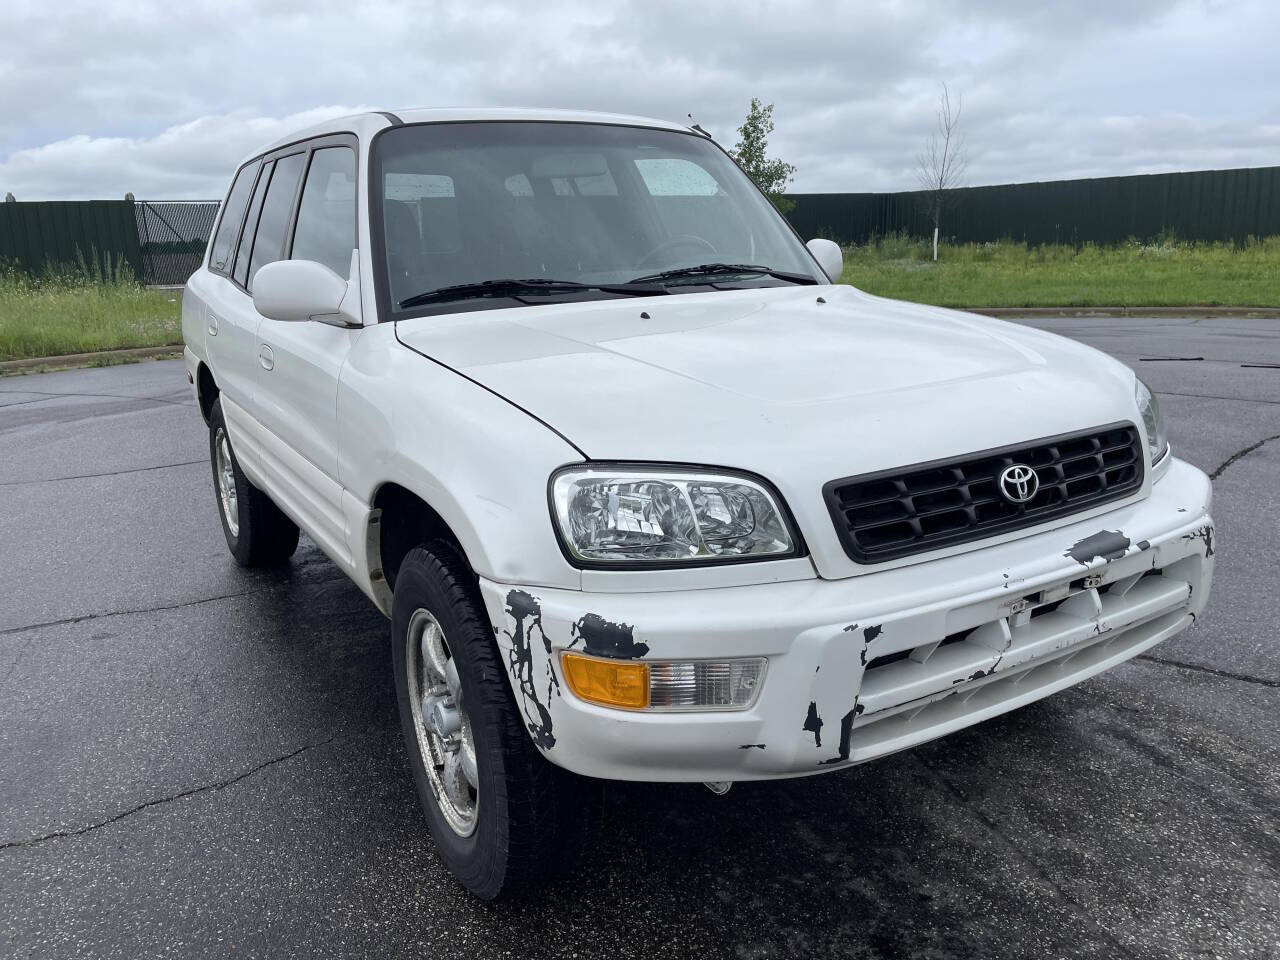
(2, 0, 1277, 199)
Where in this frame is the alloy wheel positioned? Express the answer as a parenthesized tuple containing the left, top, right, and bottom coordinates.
(406, 608, 479, 836)
(214, 427, 239, 537)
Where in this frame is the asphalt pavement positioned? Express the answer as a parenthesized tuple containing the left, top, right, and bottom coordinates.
(1, 315, 1277, 959)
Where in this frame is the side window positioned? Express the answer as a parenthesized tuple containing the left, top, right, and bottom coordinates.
(573, 170, 618, 196)
(291, 147, 357, 277)
(209, 161, 259, 273)
(384, 173, 459, 253)
(233, 160, 273, 287)
(246, 152, 306, 290)
(634, 158, 723, 196)
(382, 172, 459, 308)
(504, 173, 533, 197)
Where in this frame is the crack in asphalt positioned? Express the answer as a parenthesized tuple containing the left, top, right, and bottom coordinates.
(0, 458, 205, 486)
(1208, 432, 1280, 480)
(1136, 654, 1280, 689)
(0, 634, 35, 685)
(913, 753, 1141, 959)
(0, 589, 260, 639)
(0, 388, 193, 409)
(1153, 388, 1280, 407)
(0, 736, 337, 852)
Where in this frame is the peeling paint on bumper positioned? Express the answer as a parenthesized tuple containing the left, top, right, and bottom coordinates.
(479, 457, 1215, 783)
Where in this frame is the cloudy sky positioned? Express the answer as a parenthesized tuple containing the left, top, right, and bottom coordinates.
(2, 0, 1277, 200)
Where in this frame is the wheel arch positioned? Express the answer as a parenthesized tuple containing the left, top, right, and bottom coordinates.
(195, 361, 219, 424)
(369, 481, 472, 597)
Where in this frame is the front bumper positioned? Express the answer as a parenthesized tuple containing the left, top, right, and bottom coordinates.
(480, 457, 1214, 782)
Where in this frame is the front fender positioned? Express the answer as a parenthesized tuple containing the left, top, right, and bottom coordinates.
(337, 322, 584, 591)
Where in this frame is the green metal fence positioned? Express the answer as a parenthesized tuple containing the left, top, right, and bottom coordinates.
(0, 200, 143, 278)
(0, 198, 220, 285)
(4, 165, 1279, 283)
(786, 165, 1280, 247)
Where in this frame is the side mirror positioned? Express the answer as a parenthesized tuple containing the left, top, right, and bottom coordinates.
(806, 238, 843, 283)
(253, 259, 355, 324)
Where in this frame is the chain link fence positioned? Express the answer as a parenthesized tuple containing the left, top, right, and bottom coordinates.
(134, 201, 219, 285)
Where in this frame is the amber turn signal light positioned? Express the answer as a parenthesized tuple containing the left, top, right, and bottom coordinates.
(560, 652, 650, 709)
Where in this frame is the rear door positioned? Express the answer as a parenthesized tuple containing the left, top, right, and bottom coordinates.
(202, 158, 262, 412)
(251, 137, 362, 565)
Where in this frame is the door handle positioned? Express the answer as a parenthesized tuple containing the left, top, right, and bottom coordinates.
(208, 314, 219, 336)
(259, 345, 274, 371)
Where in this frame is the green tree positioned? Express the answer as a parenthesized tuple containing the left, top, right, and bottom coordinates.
(729, 98, 796, 214)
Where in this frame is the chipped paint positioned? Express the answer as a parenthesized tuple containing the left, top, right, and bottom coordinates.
(803, 701, 824, 747)
(859, 624, 882, 666)
(568, 613, 650, 659)
(503, 590, 558, 750)
(1065, 529, 1131, 565)
(1136, 539, 1151, 551)
(1182, 524, 1215, 557)
(820, 703, 863, 765)
(738, 743, 766, 750)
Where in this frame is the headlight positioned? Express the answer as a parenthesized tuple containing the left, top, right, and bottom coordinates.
(550, 465, 800, 566)
(1135, 378, 1169, 463)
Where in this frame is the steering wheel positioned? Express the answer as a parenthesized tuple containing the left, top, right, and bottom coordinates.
(635, 234, 718, 271)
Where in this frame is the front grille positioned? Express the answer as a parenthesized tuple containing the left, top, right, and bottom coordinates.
(824, 422, 1145, 563)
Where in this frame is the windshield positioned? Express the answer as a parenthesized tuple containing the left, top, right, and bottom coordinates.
(371, 121, 823, 316)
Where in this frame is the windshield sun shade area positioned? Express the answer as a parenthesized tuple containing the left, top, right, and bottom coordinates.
(371, 121, 823, 316)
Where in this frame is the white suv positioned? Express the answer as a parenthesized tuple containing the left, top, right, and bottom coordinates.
(182, 108, 1215, 899)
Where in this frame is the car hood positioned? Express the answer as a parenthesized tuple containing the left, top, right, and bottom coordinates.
(394, 285, 1143, 577)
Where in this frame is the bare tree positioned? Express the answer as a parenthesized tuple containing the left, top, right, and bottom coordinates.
(916, 83, 968, 261)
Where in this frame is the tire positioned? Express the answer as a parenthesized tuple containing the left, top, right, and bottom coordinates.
(391, 540, 600, 900)
(208, 397, 300, 567)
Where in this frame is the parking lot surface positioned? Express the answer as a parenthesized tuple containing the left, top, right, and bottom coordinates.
(2, 315, 1277, 959)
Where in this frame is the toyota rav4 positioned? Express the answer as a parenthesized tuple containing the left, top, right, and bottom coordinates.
(182, 108, 1216, 899)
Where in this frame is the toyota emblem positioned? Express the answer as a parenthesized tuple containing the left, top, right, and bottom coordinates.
(998, 464, 1039, 504)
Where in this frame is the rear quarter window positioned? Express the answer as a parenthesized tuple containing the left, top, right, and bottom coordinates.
(233, 160, 273, 287)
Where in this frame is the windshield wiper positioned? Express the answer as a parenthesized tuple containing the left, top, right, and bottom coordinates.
(627, 263, 819, 286)
(398, 277, 665, 309)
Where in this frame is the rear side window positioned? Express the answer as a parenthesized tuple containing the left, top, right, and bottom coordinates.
(233, 160, 273, 287)
(247, 152, 306, 290)
(291, 147, 357, 277)
(209, 162, 259, 273)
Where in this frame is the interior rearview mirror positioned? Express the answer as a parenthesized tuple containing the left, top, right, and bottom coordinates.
(806, 238, 843, 283)
(253, 259, 358, 325)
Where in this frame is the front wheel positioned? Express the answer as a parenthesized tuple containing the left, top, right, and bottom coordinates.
(391, 541, 599, 899)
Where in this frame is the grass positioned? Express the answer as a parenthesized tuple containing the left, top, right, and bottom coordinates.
(2, 236, 1278, 364)
(839, 235, 1280, 308)
(0, 258, 182, 363)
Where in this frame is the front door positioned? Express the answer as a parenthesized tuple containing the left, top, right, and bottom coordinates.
(250, 140, 362, 566)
